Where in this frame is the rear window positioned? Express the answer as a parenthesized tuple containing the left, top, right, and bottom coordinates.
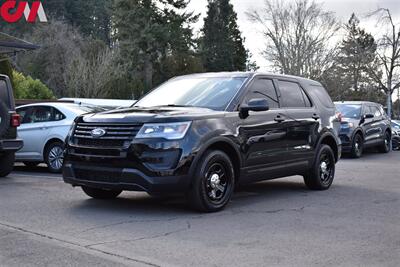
(309, 85, 334, 108)
(0, 79, 10, 108)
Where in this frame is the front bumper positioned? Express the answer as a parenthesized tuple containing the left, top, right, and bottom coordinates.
(63, 162, 191, 194)
(0, 139, 23, 152)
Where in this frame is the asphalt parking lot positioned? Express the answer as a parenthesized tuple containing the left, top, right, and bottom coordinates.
(0, 151, 399, 267)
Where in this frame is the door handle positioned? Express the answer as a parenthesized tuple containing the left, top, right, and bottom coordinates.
(312, 114, 320, 120)
(274, 116, 285, 123)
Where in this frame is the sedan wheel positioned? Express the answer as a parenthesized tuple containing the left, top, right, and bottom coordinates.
(45, 142, 64, 173)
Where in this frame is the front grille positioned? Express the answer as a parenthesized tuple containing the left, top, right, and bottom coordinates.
(71, 122, 142, 158)
(74, 168, 122, 183)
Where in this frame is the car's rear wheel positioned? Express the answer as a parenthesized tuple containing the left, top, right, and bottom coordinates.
(304, 145, 335, 190)
(23, 162, 40, 168)
(378, 131, 391, 153)
(0, 152, 15, 177)
(187, 150, 235, 212)
(82, 186, 122, 199)
(45, 141, 64, 173)
(350, 133, 363, 158)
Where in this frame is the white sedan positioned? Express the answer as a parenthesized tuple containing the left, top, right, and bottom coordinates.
(16, 103, 104, 172)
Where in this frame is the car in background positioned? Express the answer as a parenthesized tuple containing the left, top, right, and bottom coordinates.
(59, 98, 136, 110)
(391, 120, 400, 150)
(335, 101, 391, 158)
(16, 103, 104, 173)
(0, 75, 23, 177)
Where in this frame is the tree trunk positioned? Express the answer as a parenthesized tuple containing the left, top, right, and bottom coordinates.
(387, 80, 392, 118)
(144, 53, 153, 91)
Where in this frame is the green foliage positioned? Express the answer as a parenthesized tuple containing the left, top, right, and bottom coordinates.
(0, 56, 14, 84)
(113, 0, 200, 94)
(12, 71, 55, 100)
(200, 0, 248, 72)
(322, 14, 382, 102)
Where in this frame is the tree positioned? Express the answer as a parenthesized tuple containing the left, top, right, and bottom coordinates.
(113, 0, 199, 94)
(367, 8, 400, 118)
(12, 71, 55, 99)
(247, 0, 339, 79)
(322, 14, 381, 101)
(200, 0, 248, 72)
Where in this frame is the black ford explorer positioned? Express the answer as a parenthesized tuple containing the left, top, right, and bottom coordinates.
(63, 72, 341, 212)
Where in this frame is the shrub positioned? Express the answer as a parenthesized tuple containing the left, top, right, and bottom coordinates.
(12, 70, 55, 99)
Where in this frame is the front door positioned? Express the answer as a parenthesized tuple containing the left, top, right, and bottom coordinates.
(238, 77, 289, 180)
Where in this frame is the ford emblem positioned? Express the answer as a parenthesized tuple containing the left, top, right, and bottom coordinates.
(91, 128, 106, 138)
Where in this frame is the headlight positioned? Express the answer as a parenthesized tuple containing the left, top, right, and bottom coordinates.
(348, 122, 354, 128)
(136, 122, 192, 140)
(68, 121, 76, 137)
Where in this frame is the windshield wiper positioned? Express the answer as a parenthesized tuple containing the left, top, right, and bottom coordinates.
(156, 104, 194, 108)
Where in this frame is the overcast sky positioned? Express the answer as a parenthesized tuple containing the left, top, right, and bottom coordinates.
(188, 0, 400, 70)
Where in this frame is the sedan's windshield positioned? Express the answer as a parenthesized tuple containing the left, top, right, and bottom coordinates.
(336, 104, 362, 119)
(134, 77, 247, 111)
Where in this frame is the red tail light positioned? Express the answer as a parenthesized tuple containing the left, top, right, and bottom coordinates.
(11, 113, 21, 127)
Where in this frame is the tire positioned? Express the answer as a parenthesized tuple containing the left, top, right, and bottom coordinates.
(44, 141, 64, 173)
(378, 131, 391, 153)
(82, 186, 122, 199)
(0, 100, 10, 137)
(304, 144, 335, 190)
(23, 162, 40, 168)
(187, 150, 235, 212)
(350, 133, 363, 158)
(0, 152, 15, 177)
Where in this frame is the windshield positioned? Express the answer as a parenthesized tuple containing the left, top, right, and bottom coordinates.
(134, 77, 247, 111)
(336, 104, 362, 119)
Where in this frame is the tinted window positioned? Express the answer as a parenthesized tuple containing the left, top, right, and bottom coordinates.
(17, 107, 32, 124)
(53, 108, 66, 121)
(278, 81, 310, 108)
(0, 79, 10, 107)
(135, 77, 246, 111)
(372, 106, 382, 117)
(309, 85, 334, 108)
(246, 79, 279, 109)
(336, 104, 362, 119)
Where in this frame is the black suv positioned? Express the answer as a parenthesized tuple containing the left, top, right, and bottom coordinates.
(63, 72, 341, 212)
(0, 75, 23, 177)
(335, 101, 391, 158)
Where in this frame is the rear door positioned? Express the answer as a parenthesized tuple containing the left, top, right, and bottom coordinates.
(362, 105, 380, 145)
(238, 77, 289, 180)
(16, 106, 53, 160)
(277, 79, 319, 167)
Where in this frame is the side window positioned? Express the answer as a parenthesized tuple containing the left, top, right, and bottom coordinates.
(278, 81, 311, 108)
(53, 108, 66, 121)
(372, 106, 382, 118)
(245, 79, 279, 109)
(17, 107, 33, 124)
(364, 106, 374, 116)
(30, 106, 53, 123)
(0, 80, 9, 107)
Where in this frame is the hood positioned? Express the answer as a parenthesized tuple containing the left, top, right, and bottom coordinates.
(82, 106, 226, 123)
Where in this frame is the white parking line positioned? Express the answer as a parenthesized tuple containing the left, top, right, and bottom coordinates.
(11, 172, 61, 179)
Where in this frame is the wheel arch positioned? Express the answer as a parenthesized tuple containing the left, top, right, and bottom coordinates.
(318, 133, 340, 162)
(43, 138, 64, 159)
(190, 137, 242, 185)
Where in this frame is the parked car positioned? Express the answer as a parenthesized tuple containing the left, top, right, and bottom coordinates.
(391, 120, 400, 150)
(63, 72, 341, 212)
(335, 101, 392, 158)
(59, 98, 136, 110)
(0, 75, 23, 177)
(16, 103, 105, 172)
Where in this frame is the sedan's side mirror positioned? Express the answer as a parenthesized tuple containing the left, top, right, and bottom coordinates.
(364, 113, 374, 119)
(239, 98, 269, 119)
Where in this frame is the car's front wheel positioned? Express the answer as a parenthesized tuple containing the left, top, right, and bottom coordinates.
(304, 144, 335, 190)
(187, 150, 235, 212)
(82, 186, 122, 199)
(378, 131, 391, 153)
(45, 141, 64, 173)
(0, 152, 15, 177)
(350, 133, 363, 158)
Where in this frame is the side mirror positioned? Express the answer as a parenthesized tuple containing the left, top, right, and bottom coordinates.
(364, 113, 374, 119)
(239, 98, 269, 119)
